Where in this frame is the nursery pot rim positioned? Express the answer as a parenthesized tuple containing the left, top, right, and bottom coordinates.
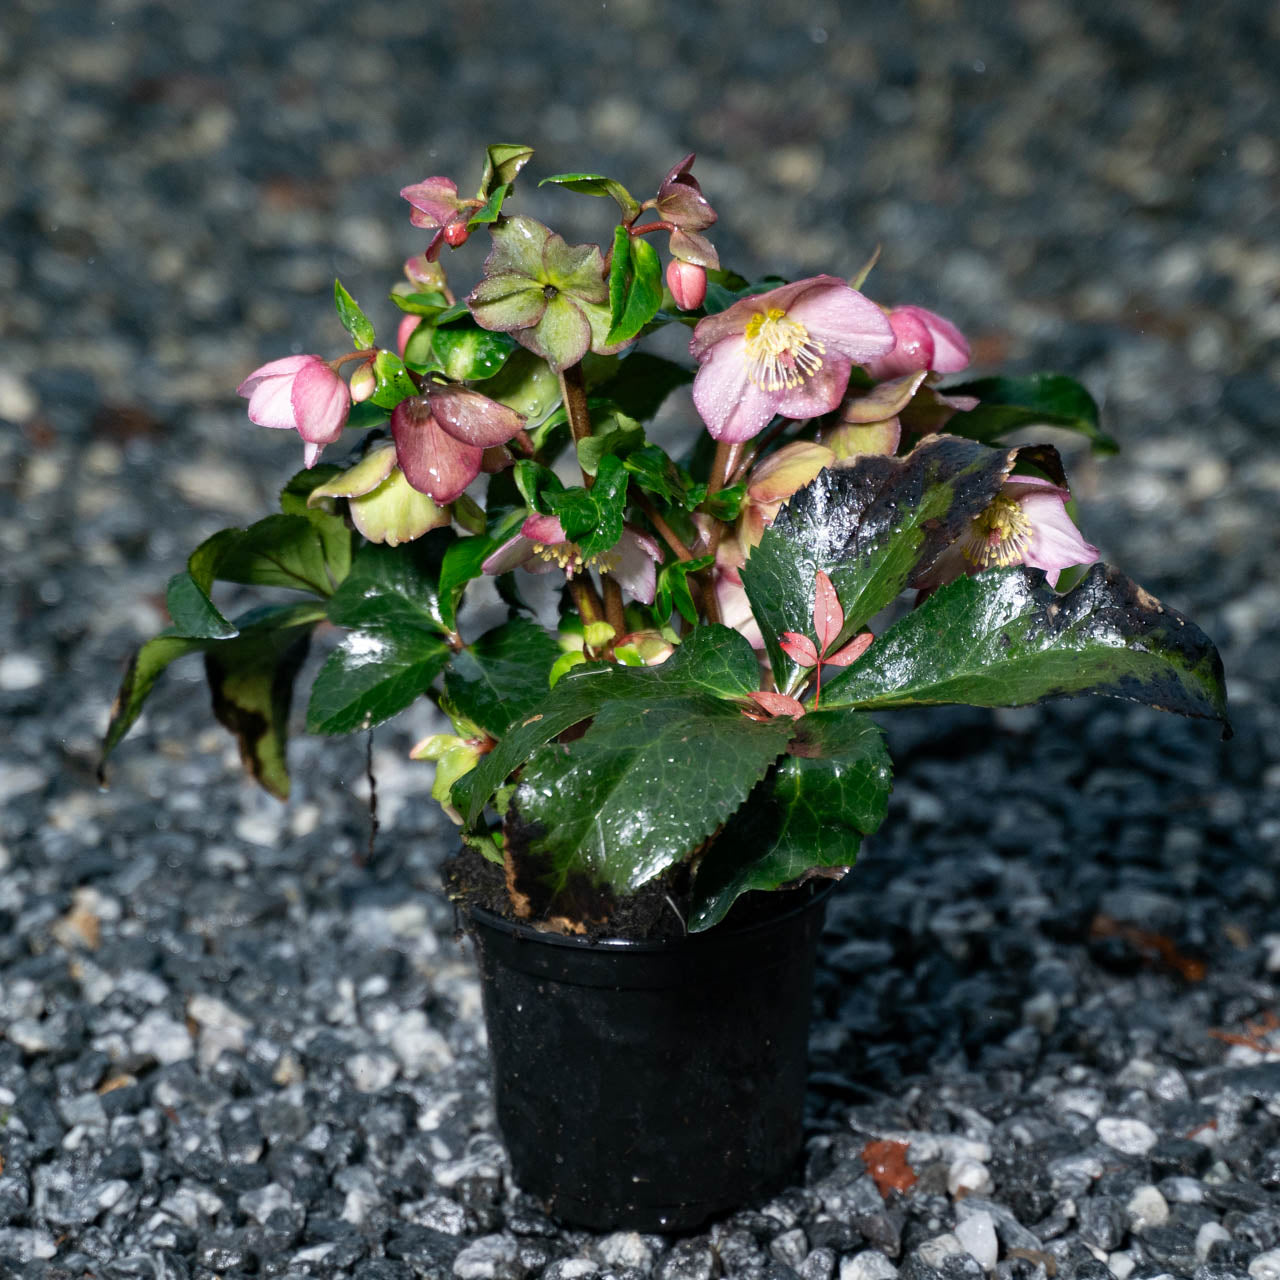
(467, 878, 835, 954)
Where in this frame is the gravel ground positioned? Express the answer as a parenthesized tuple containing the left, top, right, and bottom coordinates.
(3, 1, 1279, 1277)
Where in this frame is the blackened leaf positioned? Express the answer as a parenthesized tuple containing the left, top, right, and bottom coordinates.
(689, 710, 892, 930)
(592, 351, 694, 421)
(454, 624, 764, 826)
(545, 454, 628, 559)
(823, 563, 1230, 729)
(742, 434, 1021, 691)
(943, 373, 1119, 454)
(204, 604, 318, 798)
(334, 279, 376, 349)
(443, 617, 561, 737)
(505, 688, 794, 920)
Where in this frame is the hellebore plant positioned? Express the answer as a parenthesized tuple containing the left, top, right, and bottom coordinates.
(103, 144, 1229, 934)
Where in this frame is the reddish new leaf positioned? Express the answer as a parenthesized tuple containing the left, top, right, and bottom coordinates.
(746, 691, 807, 719)
(822, 631, 874, 668)
(779, 631, 819, 667)
(813, 569, 843, 655)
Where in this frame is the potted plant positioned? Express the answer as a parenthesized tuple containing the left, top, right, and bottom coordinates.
(101, 144, 1228, 1231)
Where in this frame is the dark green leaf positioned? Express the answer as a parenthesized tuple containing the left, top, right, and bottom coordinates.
(431, 326, 517, 381)
(607, 224, 630, 332)
(823, 564, 1229, 728)
(539, 172, 640, 219)
(545, 454, 627, 558)
(334, 278, 375, 348)
(433, 300, 472, 326)
(592, 351, 694, 421)
(512, 459, 564, 514)
(943, 374, 1119, 454)
(346, 401, 389, 430)
(576, 411, 645, 476)
(623, 444, 698, 508)
(742, 435, 1022, 692)
(656, 554, 714, 624)
(325, 533, 453, 635)
(689, 710, 892, 930)
(701, 482, 746, 522)
(205, 604, 317, 798)
(455, 624, 765, 826)
(443, 617, 561, 736)
(504, 683, 794, 919)
(369, 349, 420, 409)
(278, 466, 354, 583)
(605, 234, 663, 346)
(470, 347, 562, 428)
(194, 514, 349, 598)
(466, 182, 509, 228)
(164, 571, 238, 640)
(438, 535, 497, 632)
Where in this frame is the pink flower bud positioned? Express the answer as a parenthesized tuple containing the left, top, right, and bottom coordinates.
(397, 314, 422, 358)
(236, 354, 349, 468)
(666, 259, 707, 311)
(348, 361, 377, 403)
(863, 305, 971, 381)
(444, 219, 471, 248)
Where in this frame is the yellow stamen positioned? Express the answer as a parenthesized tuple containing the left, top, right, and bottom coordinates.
(531, 541, 621, 578)
(743, 307, 825, 391)
(961, 494, 1033, 569)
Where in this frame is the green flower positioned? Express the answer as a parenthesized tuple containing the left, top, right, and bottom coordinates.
(467, 215, 624, 372)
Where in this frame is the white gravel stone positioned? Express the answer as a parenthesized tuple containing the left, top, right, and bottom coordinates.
(771, 1228, 809, 1269)
(840, 1251, 899, 1280)
(239, 1182, 295, 1225)
(131, 1010, 193, 1064)
(1196, 1221, 1231, 1261)
(954, 1211, 999, 1272)
(1096, 1116, 1159, 1155)
(0, 764, 47, 803)
(389, 1008, 454, 1075)
(1108, 1252, 1136, 1280)
(347, 1050, 399, 1093)
(948, 1157, 993, 1198)
(1251, 1250, 1280, 1280)
(596, 1231, 654, 1270)
(1125, 1184, 1169, 1231)
(453, 1233, 520, 1278)
(0, 653, 43, 690)
(918, 1234, 965, 1268)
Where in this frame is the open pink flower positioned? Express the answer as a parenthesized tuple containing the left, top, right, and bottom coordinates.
(915, 475, 1100, 591)
(391, 385, 525, 504)
(864, 305, 971, 382)
(482, 514, 662, 605)
(690, 276, 894, 442)
(237, 355, 350, 467)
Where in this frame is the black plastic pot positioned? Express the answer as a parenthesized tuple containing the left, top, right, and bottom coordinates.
(468, 882, 832, 1231)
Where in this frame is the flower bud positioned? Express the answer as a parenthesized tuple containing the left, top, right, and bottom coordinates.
(348, 361, 377, 403)
(666, 259, 707, 311)
(444, 219, 471, 248)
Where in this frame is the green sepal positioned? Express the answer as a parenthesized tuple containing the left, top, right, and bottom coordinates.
(479, 143, 534, 195)
(688, 710, 892, 930)
(467, 182, 510, 229)
(334, 278, 376, 349)
(389, 289, 450, 316)
(823, 564, 1230, 730)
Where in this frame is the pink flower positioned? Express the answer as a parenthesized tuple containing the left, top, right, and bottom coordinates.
(399, 177, 479, 260)
(667, 260, 707, 311)
(916, 475, 1100, 591)
(482, 514, 662, 605)
(689, 276, 895, 442)
(237, 355, 350, 467)
(391, 385, 526, 504)
(863, 305, 971, 381)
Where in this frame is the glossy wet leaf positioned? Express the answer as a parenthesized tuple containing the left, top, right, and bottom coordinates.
(324, 533, 453, 635)
(369, 349, 420, 410)
(606, 233, 663, 346)
(442, 617, 562, 737)
(689, 710, 891, 930)
(504, 681, 794, 920)
(466, 181, 509, 228)
(545, 454, 628, 559)
(438, 535, 498, 631)
(576, 410, 645, 476)
(455, 624, 764, 826)
(430, 325, 517, 381)
(164, 571, 238, 640)
(656, 553, 714, 624)
(188, 512, 351, 599)
(539, 171, 640, 219)
(622, 444, 703, 509)
(943, 373, 1119, 454)
(742, 435, 1021, 691)
(470, 348, 562, 427)
(480, 143, 534, 193)
(823, 563, 1229, 729)
(389, 289, 450, 316)
(334, 278, 375, 349)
